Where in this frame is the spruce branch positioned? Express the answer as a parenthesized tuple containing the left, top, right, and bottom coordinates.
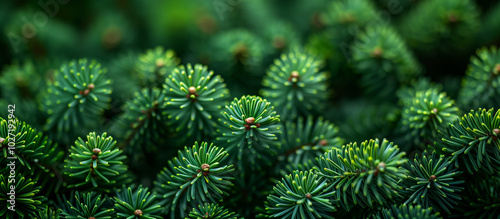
(264, 170, 336, 219)
(154, 142, 235, 218)
(435, 108, 500, 175)
(278, 116, 344, 168)
(114, 185, 163, 219)
(458, 46, 500, 109)
(164, 63, 230, 141)
(403, 150, 464, 214)
(43, 59, 112, 143)
(261, 51, 328, 120)
(58, 191, 114, 219)
(188, 203, 241, 219)
(402, 88, 459, 140)
(315, 139, 408, 211)
(399, 0, 480, 55)
(135, 46, 180, 88)
(64, 132, 130, 191)
(0, 174, 45, 218)
(216, 95, 281, 171)
(372, 204, 441, 219)
(113, 88, 169, 158)
(351, 25, 422, 98)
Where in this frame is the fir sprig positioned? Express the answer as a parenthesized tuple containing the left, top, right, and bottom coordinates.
(403, 150, 464, 214)
(114, 185, 163, 219)
(113, 88, 169, 157)
(436, 108, 500, 175)
(216, 95, 281, 171)
(154, 142, 234, 218)
(458, 46, 500, 109)
(372, 204, 441, 219)
(164, 63, 230, 141)
(315, 139, 408, 211)
(402, 88, 459, 139)
(188, 203, 240, 219)
(278, 116, 344, 168)
(264, 170, 336, 219)
(64, 132, 129, 190)
(58, 191, 114, 219)
(0, 174, 44, 218)
(135, 46, 180, 88)
(261, 51, 328, 120)
(43, 59, 112, 143)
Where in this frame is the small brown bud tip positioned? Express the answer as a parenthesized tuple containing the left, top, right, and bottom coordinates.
(372, 47, 382, 58)
(273, 36, 286, 49)
(319, 139, 328, 146)
(306, 193, 312, 199)
(493, 129, 500, 135)
(93, 148, 101, 154)
(89, 217, 96, 219)
(188, 86, 197, 94)
(79, 90, 84, 95)
(430, 175, 437, 181)
(91, 155, 98, 160)
(244, 124, 250, 130)
(88, 83, 95, 90)
(256, 123, 261, 128)
(290, 71, 299, 79)
(494, 64, 500, 74)
(245, 117, 255, 124)
(155, 59, 165, 68)
(432, 108, 438, 114)
(201, 163, 210, 171)
(0, 137, 5, 144)
(134, 209, 143, 216)
(83, 89, 90, 96)
(448, 13, 457, 23)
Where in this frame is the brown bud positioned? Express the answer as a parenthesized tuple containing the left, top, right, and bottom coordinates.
(89, 217, 96, 219)
(372, 47, 382, 58)
(429, 175, 437, 181)
(245, 117, 255, 124)
(495, 64, 500, 74)
(134, 209, 143, 216)
(188, 86, 197, 94)
(201, 163, 210, 171)
(273, 36, 286, 49)
(306, 193, 312, 199)
(319, 139, 328, 146)
(93, 148, 101, 154)
(91, 155, 98, 160)
(156, 59, 165, 68)
(448, 13, 457, 23)
(432, 108, 438, 114)
(493, 128, 500, 135)
(88, 83, 95, 90)
(83, 89, 90, 96)
(0, 137, 5, 144)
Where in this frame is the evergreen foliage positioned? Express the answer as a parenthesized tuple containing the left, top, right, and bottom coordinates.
(373, 204, 441, 219)
(64, 132, 129, 191)
(436, 108, 500, 175)
(315, 139, 407, 211)
(154, 142, 234, 218)
(216, 95, 281, 171)
(264, 170, 336, 219)
(113, 185, 163, 219)
(403, 150, 464, 214)
(188, 203, 241, 219)
(458, 46, 500, 109)
(164, 63, 230, 141)
(2, 1, 500, 218)
(261, 51, 328, 120)
(43, 59, 112, 143)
